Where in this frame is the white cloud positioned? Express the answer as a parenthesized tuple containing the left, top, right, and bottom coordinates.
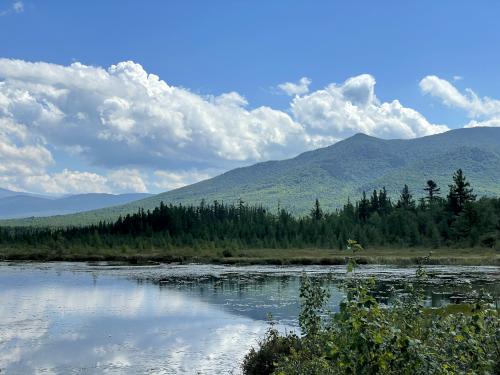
(12, 1, 23, 13)
(107, 169, 148, 193)
(278, 77, 311, 96)
(154, 170, 214, 191)
(0, 117, 53, 177)
(420, 75, 471, 110)
(0, 59, 306, 170)
(420, 75, 500, 127)
(464, 118, 500, 128)
(292, 74, 449, 139)
(7, 169, 149, 195)
(0, 58, 450, 194)
(22, 170, 110, 194)
(0, 1, 24, 16)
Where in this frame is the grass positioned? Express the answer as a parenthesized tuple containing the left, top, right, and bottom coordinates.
(0, 245, 498, 266)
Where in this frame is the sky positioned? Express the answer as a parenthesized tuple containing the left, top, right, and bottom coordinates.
(0, 0, 499, 195)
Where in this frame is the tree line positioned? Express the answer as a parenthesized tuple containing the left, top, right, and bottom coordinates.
(1, 169, 498, 250)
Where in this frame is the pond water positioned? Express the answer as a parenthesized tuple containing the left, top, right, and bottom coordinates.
(0, 262, 498, 374)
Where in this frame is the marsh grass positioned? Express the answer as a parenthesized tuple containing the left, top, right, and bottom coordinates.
(0, 245, 498, 265)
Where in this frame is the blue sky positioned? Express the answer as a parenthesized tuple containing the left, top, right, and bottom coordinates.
(0, 1, 499, 194)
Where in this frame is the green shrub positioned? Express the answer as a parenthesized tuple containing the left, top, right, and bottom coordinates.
(480, 233, 496, 248)
(242, 328, 300, 375)
(243, 241, 500, 374)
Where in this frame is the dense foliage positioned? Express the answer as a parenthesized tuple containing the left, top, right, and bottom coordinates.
(242, 244, 500, 374)
(0, 170, 499, 251)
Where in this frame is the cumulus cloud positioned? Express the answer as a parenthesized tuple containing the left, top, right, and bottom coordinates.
(107, 169, 148, 193)
(23, 170, 109, 194)
(420, 75, 500, 127)
(278, 77, 311, 96)
(153, 170, 214, 190)
(0, 117, 53, 177)
(292, 74, 449, 139)
(420, 76, 471, 110)
(0, 58, 449, 194)
(0, 169, 149, 195)
(0, 59, 306, 170)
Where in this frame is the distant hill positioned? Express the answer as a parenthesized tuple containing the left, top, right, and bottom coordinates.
(0, 188, 20, 199)
(0, 188, 51, 200)
(0, 193, 152, 219)
(2, 127, 500, 227)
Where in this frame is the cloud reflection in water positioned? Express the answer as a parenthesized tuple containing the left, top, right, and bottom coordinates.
(0, 267, 270, 374)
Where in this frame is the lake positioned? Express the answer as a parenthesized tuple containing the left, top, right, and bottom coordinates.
(0, 262, 498, 374)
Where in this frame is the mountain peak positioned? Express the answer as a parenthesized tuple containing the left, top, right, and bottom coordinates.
(351, 132, 372, 138)
(343, 133, 382, 144)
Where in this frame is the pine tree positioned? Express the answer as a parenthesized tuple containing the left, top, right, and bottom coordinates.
(310, 198, 323, 221)
(370, 190, 380, 214)
(424, 180, 440, 202)
(397, 184, 415, 210)
(447, 169, 476, 214)
(378, 187, 391, 216)
(238, 198, 245, 219)
(342, 197, 356, 225)
(358, 191, 370, 222)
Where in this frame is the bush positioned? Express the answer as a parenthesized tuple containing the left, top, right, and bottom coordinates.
(480, 233, 496, 248)
(242, 328, 300, 375)
(242, 242, 500, 374)
(244, 279, 499, 374)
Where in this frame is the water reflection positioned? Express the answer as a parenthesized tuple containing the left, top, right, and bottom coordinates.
(156, 275, 345, 324)
(0, 267, 268, 374)
(0, 263, 498, 374)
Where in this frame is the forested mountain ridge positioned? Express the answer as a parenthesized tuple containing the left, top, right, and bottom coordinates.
(2, 127, 500, 227)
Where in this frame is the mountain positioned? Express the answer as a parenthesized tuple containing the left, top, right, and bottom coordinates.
(0, 193, 153, 219)
(2, 127, 500, 227)
(0, 188, 52, 200)
(0, 188, 19, 199)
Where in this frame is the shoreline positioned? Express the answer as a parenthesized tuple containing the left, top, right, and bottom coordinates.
(1, 247, 498, 266)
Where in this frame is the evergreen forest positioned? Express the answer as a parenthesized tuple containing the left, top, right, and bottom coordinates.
(1, 169, 498, 253)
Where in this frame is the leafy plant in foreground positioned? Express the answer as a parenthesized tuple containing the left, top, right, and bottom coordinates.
(242, 241, 499, 374)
